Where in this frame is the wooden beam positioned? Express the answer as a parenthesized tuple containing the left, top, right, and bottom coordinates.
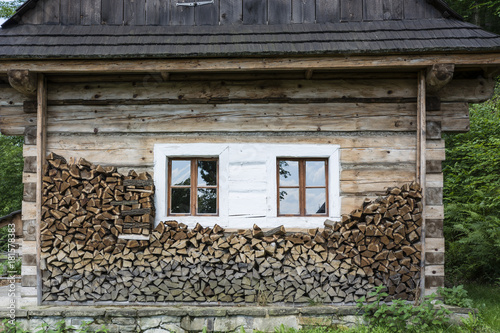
(426, 64, 454, 94)
(417, 70, 427, 301)
(305, 69, 313, 80)
(7, 69, 37, 96)
(36, 74, 47, 306)
(1, 53, 500, 74)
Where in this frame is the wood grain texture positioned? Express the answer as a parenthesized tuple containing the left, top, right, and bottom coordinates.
(291, 0, 315, 23)
(125, 0, 146, 25)
(101, 0, 124, 25)
(81, 0, 102, 25)
(195, 0, 219, 25)
(316, 0, 340, 22)
(220, 0, 243, 24)
(364, 0, 383, 20)
(268, 0, 291, 24)
(170, 0, 195, 25)
(20, 0, 44, 24)
(404, 0, 425, 19)
(61, 0, 81, 25)
(426, 219, 443, 238)
(243, 0, 267, 24)
(43, 0, 61, 24)
(341, 0, 362, 21)
(382, 0, 402, 20)
(146, 0, 169, 25)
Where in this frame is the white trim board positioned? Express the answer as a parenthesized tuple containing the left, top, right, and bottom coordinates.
(154, 143, 340, 229)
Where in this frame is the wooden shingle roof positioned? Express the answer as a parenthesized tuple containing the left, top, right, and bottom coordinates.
(0, 0, 499, 59)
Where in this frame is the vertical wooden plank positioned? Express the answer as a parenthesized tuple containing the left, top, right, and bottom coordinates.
(21, 1, 44, 24)
(146, 0, 169, 25)
(195, 0, 219, 25)
(81, 0, 102, 25)
(242, 0, 267, 25)
(417, 70, 427, 301)
(382, 0, 402, 20)
(404, 0, 424, 19)
(43, 0, 61, 24)
(36, 74, 47, 306)
(341, 0, 362, 21)
(125, 0, 146, 25)
(170, 0, 195, 25)
(291, 0, 315, 23)
(102, 0, 124, 25)
(268, 0, 291, 24)
(316, 0, 340, 23)
(220, 0, 243, 25)
(364, 0, 383, 21)
(61, 0, 81, 24)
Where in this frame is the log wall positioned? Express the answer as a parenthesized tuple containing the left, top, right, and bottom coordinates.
(0, 73, 468, 302)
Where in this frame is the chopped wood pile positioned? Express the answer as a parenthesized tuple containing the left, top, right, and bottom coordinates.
(41, 153, 421, 304)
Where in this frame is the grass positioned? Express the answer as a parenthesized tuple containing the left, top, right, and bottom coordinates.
(466, 283, 500, 331)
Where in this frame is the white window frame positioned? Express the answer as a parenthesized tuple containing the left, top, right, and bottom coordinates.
(154, 143, 340, 229)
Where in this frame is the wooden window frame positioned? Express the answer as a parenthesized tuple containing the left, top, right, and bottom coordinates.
(168, 158, 219, 216)
(277, 158, 329, 217)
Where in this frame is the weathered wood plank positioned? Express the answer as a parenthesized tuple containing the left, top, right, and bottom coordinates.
(24, 156, 37, 173)
(195, 0, 219, 25)
(425, 252, 444, 265)
(425, 205, 444, 219)
(426, 187, 443, 205)
(101, 0, 124, 25)
(81, 0, 102, 25)
(316, 0, 340, 22)
(243, 0, 267, 24)
(382, 0, 402, 19)
(22, 201, 36, 220)
(3, 54, 500, 74)
(43, 0, 61, 24)
(146, 0, 170, 25)
(426, 219, 443, 238)
(125, 0, 146, 25)
(268, 0, 291, 24)
(0, 84, 26, 106)
(170, 0, 195, 25)
(220, 0, 243, 24)
(291, 0, 315, 23)
(45, 103, 421, 133)
(48, 79, 418, 101)
(341, 0, 362, 21)
(23, 182, 36, 202)
(20, 0, 44, 24)
(425, 237, 445, 253)
(364, 0, 383, 20)
(61, 0, 81, 25)
(403, 0, 425, 19)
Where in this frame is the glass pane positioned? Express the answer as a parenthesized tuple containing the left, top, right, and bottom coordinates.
(279, 188, 300, 215)
(198, 189, 217, 214)
(306, 188, 326, 215)
(278, 160, 299, 186)
(171, 160, 191, 186)
(198, 160, 217, 186)
(171, 188, 190, 214)
(306, 161, 326, 187)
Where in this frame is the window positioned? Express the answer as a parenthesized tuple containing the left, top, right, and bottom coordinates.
(278, 159, 328, 216)
(154, 143, 340, 228)
(168, 158, 218, 216)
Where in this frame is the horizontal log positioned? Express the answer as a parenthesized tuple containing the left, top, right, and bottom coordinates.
(48, 79, 417, 101)
(425, 205, 444, 219)
(425, 238, 445, 253)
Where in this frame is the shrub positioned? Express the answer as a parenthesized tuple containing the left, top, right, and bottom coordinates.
(437, 285, 473, 308)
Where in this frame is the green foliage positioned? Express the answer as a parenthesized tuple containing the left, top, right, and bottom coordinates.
(437, 285, 473, 308)
(446, 0, 500, 34)
(0, 257, 21, 276)
(0, 0, 23, 19)
(1, 319, 108, 333)
(0, 134, 24, 217)
(466, 284, 500, 331)
(356, 286, 451, 333)
(443, 81, 500, 284)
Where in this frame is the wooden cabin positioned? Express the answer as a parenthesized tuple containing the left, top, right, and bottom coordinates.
(0, 0, 499, 307)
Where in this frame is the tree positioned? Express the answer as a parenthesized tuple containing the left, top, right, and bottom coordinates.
(446, 0, 500, 34)
(0, 0, 23, 19)
(0, 134, 23, 217)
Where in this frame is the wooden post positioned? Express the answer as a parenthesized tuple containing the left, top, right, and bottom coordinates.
(36, 74, 47, 305)
(417, 70, 427, 300)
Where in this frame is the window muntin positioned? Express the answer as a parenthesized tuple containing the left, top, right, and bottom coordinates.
(168, 158, 218, 216)
(278, 159, 328, 216)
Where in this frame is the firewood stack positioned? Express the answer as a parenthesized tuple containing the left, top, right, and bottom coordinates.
(41, 153, 421, 304)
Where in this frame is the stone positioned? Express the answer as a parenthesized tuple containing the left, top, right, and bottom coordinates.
(253, 316, 299, 332)
(298, 316, 332, 326)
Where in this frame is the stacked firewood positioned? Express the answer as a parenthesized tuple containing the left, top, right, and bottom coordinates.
(41, 153, 421, 304)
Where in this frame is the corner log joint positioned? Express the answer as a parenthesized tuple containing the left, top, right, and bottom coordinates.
(7, 69, 37, 97)
(426, 63, 454, 94)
